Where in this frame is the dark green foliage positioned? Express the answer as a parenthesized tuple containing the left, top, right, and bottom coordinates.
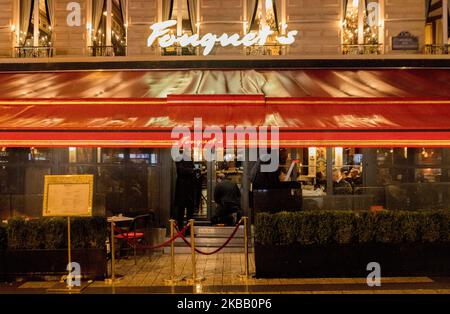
(5, 217, 107, 250)
(255, 210, 450, 246)
(0, 222, 7, 251)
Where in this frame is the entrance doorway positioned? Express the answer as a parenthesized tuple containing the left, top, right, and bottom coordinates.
(192, 151, 246, 224)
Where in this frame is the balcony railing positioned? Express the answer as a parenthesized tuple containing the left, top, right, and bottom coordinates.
(159, 43, 285, 56)
(14, 46, 54, 58)
(161, 45, 197, 56)
(342, 44, 383, 55)
(424, 44, 450, 55)
(245, 44, 284, 56)
(88, 45, 127, 57)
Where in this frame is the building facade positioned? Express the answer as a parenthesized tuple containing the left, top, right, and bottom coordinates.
(0, 0, 450, 228)
(0, 0, 448, 58)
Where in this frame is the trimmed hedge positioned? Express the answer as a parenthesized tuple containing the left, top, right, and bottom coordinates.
(5, 217, 107, 250)
(255, 210, 450, 246)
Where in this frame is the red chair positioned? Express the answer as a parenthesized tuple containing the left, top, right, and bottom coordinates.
(115, 214, 150, 264)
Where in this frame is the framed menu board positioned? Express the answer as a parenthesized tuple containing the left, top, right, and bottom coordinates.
(43, 175, 93, 217)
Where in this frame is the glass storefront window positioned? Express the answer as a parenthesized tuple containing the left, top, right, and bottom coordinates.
(100, 148, 159, 165)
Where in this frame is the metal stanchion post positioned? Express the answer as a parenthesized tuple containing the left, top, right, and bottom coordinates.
(67, 217, 72, 290)
(239, 216, 253, 280)
(187, 219, 204, 284)
(111, 220, 116, 282)
(48, 216, 87, 293)
(165, 219, 184, 285)
(105, 220, 118, 284)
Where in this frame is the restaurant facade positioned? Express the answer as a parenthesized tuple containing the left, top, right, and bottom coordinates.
(0, 0, 449, 230)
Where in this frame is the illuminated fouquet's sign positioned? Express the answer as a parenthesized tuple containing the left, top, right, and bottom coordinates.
(147, 20, 298, 56)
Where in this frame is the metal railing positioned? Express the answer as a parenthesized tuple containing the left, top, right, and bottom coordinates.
(161, 46, 197, 56)
(88, 45, 127, 57)
(245, 44, 285, 56)
(159, 43, 285, 56)
(342, 44, 383, 55)
(424, 44, 450, 55)
(14, 46, 54, 58)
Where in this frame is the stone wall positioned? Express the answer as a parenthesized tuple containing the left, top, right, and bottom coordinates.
(53, 0, 87, 56)
(287, 0, 341, 55)
(384, 0, 425, 53)
(128, 0, 158, 56)
(0, 0, 13, 57)
(0, 0, 433, 58)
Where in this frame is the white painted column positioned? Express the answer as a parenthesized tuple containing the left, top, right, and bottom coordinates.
(157, 0, 162, 22)
(13, 0, 20, 47)
(86, 0, 92, 49)
(443, 0, 449, 44)
(124, 0, 128, 50)
(243, 0, 247, 33)
(33, 0, 39, 46)
(378, 0, 385, 53)
(261, 0, 267, 27)
(106, 0, 112, 46)
(357, 0, 364, 45)
(196, 0, 200, 34)
(176, 0, 182, 36)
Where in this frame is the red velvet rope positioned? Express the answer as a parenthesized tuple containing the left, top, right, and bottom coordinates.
(113, 223, 190, 250)
(175, 218, 243, 255)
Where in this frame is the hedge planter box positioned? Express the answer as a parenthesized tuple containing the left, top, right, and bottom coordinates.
(0, 217, 107, 281)
(1, 249, 107, 280)
(255, 242, 450, 278)
(255, 210, 450, 278)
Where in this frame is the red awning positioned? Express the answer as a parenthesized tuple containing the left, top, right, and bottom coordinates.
(1, 95, 450, 147)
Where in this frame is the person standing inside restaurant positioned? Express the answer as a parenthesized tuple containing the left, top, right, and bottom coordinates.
(174, 155, 200, 232)
(212, 173, 242, 226)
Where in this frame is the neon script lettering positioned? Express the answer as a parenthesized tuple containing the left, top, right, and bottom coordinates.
(147, 20, 298, 56)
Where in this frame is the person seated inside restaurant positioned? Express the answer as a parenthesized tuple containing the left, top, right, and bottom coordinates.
(332, 168, 353, 195)
(212, 173, 241, 226)
(315, 171, 327, 191)
(250, 148, 288, 189)
(346, 168, 363, 194)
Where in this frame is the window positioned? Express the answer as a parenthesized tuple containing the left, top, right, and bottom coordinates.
(246, 0, 284, 55)
(425, 0, 450, 54)
(376, 148, 450, 210)
(161, 0, 198, 56)
(90, 0, 127, 56)
(342, 0, 383, 55)
(15, 0, 53, 58)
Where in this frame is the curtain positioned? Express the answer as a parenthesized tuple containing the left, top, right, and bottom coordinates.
(92, 0, 106, 34)
(20, 0, 34, 46)
(273, 0, 281, 33)
(163, 0, 174, 20)
(248, 0, 258, 31)
(119, 0, 127, 23)
(45, 0, 54, 29)
(187, 0, 197, 33)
